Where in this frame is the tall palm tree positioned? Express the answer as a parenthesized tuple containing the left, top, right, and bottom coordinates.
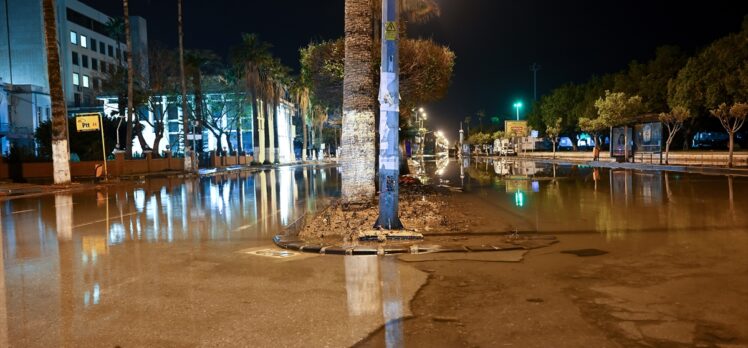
(341, 0, 376, 206)
(269, 60, 291, 164)
(232, 33, 271, 164)
(295, 85, 311, 161)
(476, 109, 486, 132)
(122, 0, 135, 158)
(177, 0, 192, 170)
(42, 0, 70, 184)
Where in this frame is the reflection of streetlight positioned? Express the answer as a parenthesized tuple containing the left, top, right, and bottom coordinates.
(513, 101, 523, 121)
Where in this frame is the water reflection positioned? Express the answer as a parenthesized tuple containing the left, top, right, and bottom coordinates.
(452, 157, 748, 237)
(0, 165, 339, 346)
(344, 256, 404, 348)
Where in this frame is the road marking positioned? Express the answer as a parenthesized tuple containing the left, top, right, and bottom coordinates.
(10, 209, 36, 215)
(73, 211, 139, 229)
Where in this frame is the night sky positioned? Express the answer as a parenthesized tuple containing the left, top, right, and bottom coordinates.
(83, 0, 748, 141)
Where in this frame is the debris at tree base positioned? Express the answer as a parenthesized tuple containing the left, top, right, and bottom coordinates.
(299, 182, 467, 241)
(358, 230, 424, 242)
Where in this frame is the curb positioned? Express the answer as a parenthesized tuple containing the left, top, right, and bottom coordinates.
(272, 233, 558, 256)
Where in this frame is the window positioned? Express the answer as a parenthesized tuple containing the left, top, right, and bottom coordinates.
(74, 93, 81, 107)
(108, 45, 113, 57)
(73, 73, 80, 86)
(116, 48, 121, 59)
(72, 51, 79, 65)
(91, 58, 98, 71)
(82, 55, 88, 68)
(70, 31, 77, 44)
(90, 38, 97, 52)
(99, 42, 105, 54)
(80, 35, 87, 48)
(101, 62, 107, 73)
(82, 75, 89, 88)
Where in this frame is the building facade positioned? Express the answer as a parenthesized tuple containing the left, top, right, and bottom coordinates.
(0, 0, 146, 154)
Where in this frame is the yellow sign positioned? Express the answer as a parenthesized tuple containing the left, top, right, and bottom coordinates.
(76, 113, 101, 132)
(505, 120, 529, 137)
(385, 21, 398, 41)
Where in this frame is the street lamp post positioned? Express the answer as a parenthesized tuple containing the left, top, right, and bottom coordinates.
(514, 101, 523, 121)
(375, 0, 403, 230)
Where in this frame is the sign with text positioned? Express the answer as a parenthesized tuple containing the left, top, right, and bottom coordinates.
(505, 120, 529, 137)
(76, 114, 101, 132)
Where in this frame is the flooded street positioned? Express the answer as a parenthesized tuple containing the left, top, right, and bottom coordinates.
(2, 160, 748, 347)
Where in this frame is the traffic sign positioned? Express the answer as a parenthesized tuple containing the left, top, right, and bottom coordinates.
(76, 114, 101, 132)
(385, 21, 398, 41)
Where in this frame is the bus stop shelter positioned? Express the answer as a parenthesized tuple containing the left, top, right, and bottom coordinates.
(610, 114, 663, 163)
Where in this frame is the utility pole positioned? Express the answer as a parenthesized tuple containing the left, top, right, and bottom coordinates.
(375, 0, 403, 230)
(530, 63, 541, 101)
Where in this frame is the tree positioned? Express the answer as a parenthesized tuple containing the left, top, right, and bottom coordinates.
(42, 0, 70, 184)
(232, 33, 273, 163)
(710, 103, 747, 167)
(659, 106, 693, 164)
(200, 77, 248, 155)
(300, 38, 455, 121)
(122, 0, 136, 158)
(185, 50, 222, 153)
(341, 0, 376, 206)
(594, 91, 643, 160)
(177, 0, 194, 171)
(546, 117, 562, 159)
(136, 43, 180, 156)
(294, 85, 312, 161)
(476, 109, 486, 131)
(464, 116, 471, 137)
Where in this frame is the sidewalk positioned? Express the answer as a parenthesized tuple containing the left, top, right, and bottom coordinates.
(500, 151, 748, 176)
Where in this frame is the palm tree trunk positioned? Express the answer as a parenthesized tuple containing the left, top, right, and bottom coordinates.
(123, 0, 135, 158)
(341, 0, 376, 206)
(268, 96, 277, 164)
(302, 116, 308, 161)
(252, 98, 265, 163)
(42, 0, 71, 184)
(263, 99, 272, 164)
(177, 0, 193, 171)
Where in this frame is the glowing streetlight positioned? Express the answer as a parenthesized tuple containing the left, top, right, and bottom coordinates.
(513, 101, 523, 121)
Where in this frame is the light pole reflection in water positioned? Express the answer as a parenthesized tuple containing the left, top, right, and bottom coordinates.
(344, 256, 404, 348)
(55, 194, 73, 241)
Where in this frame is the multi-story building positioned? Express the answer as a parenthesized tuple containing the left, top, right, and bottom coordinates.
(0, 0, 147, 153)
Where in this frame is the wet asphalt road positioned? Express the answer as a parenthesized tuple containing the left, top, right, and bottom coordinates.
(2, 159, 747, 347)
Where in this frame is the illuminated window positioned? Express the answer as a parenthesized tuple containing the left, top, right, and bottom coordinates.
(73, 73, 80, 86)
(70, 31, 77, 44)
(80, 35, 87, 48)
(82, 75, 90, 88)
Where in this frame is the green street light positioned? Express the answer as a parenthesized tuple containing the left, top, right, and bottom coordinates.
(513, 101, 523, 120)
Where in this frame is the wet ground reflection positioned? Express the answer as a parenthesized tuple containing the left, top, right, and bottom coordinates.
(449, 157, 748, 236)
(345, 256, 405, 348)
(0, 165, 340, 346)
